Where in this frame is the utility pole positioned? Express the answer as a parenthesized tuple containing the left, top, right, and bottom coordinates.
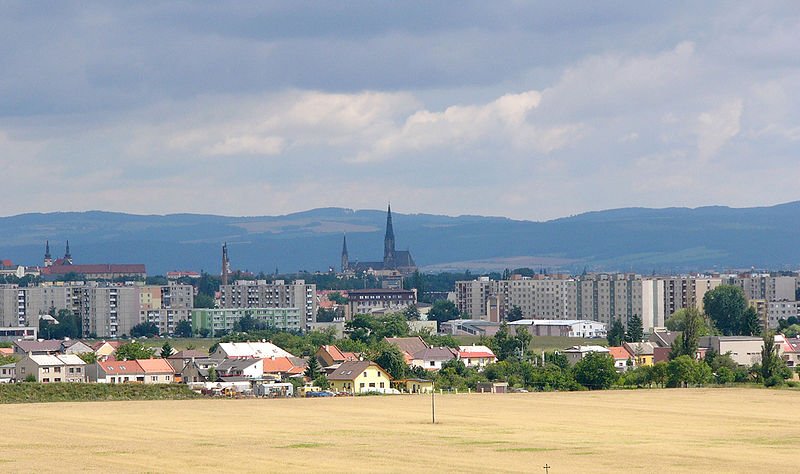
(431, 381, 436, 424)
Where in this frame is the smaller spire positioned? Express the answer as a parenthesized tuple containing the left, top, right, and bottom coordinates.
(64, 240, 72, 265)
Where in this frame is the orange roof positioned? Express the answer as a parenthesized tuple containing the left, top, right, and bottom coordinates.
(262, 357, 294, 374)
(100, 360, 144, 375)
(137, 358, 174, 373)
(0, 347, 13, 355)
(608, 346, 632, 360)
(341, 351, 359, 362)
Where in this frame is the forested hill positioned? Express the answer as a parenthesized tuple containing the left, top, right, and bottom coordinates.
(0, 202, 799, 275)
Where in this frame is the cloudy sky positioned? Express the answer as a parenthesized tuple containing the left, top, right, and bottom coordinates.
(1, 2, 799, 220)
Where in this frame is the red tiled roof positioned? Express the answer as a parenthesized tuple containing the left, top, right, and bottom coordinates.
(42, 264, 146, 275)
(608, 346, 632, 360)
(458, 351, 495, 359)
(137, 358, 173, 373)
(100, 360, 144, 375)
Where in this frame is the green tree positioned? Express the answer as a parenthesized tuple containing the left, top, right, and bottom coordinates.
(115, 341, 155, 361)
(649, 362, 669, 387)
(666, 355, 711, 387)
(668, 307, 704, 360)
(427, 300, 460, 329)
(327, 292, 348, 305)
(607, 318, 625, 346)
(131, 322, 159, 338)
(316, 307, 337, 323)
(313, 374, 330, 390)
(160, 341, 173, 358)
(174, 320, 193, 338)
(305, 355, 321, 380)
(207, 366, 218, 383)
(703, 285, 748, 335)
(506, 306, 524, 322)
(368, 341, 407, 380)
(573, 352, 617, 390)
(625, 315, 644, 342)
(665, 308, 713, 335)
(403, 305, 420, 321)
(760, 332, 788, 386)
(194, 293, 215, 309)
(741, 307, 762, 337)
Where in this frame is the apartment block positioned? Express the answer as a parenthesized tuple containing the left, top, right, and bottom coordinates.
(191, 307, 302, 337)
(727, 275, 796, 302)
(220, 280, 317, 328)
(139, 284, 194, 335)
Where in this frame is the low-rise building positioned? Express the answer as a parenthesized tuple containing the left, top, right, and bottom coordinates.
(508, 319, 607, 338)
(327, 361, 393, 394)
(347, 288, 416, 316)
(562, 345, 610, 365)
(623, 342, 656, 367)
(608, 346, 632, 372)
(15, 354, 86, 382)
(699, 336, 764, 366)
(457, 345, 497, 369)
(211, 341, 294, 360)
(411, 347, 457, 371)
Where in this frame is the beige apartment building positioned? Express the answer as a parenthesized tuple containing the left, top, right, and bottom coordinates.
(139, 284, 194, 335)
(220, 279, 317, 327)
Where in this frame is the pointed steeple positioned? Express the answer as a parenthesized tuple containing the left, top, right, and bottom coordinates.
(64, 240, 72, 265)
(341, 234, 349, 272)
(221, 242, 230, 286)
(44, 241, 52, 267)
(383, 204, 396, 269)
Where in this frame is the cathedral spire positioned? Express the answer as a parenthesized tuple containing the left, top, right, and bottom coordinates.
(341, 234, 349, 272)
(64, 240, 72, 265)
(44, 241, 52, 267)
(383, 204, 395, 268)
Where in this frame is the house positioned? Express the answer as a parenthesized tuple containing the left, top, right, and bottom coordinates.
(623, 342, 656, 367)
(562, 346, 610, 365)
(327, 361, 393, 394)
(476, 382, 508, 393)
(396, 378, 434, 394)
(137, 358, 175, 384)
(180, 359, 221, 384)
(262, 356, 307, 380)
(699, 336, 764, 366)
(384, 337, 429, 363)
(90, 359, 146, 383)
(91, 340, 125, 360)
(780, 337, 800, 369)
(211, 342, 293, 360)
(61, 340, 94, 355)
(411, 347, 457, 371)
(608, 346, 633, 372)
(315, 345, 359, 368)
(167, 350, 210, 374)
(215, 358, 264, 380)
(15, 354, 86, 383)
(0, 362, 15, 382)
(457, 345, 497, 369)
(13, 340, 64, 356)
(649, 329, 681, 348)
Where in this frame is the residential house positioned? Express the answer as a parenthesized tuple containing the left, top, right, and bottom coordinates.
(699, 336, 764, 366)
(623, 342, 656, 367)
(780, 337, 800, 369)
(62, 340, 94, 355)
(457, 345, 497, 369)
(649, 329, 681, 348)
(608, 346, 632, 372)
(396, 378, 434, 394)
(137, 358, 174, 384)
(562, 346, 610, 365)
(0, 362, 15, 382)
(211, 342, 293, 360)
(90, 359, 146, 383)
(91, 340, 124, 360)
(384, 337, 429, 363)
(411, 347, 457, 371)
(13, 340, 64, 356)
(327, 361, 393, 394)
(315, 345, 359, 369)
(15, 354, 86, 382)
(262, 356, 307, 381)
(180, 359, 220, 384)
(166, 350, 210, 374)
(215, 358, 264, 380)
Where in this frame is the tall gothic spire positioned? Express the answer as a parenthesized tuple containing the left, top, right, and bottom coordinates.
(341, 234, 349, 272)
(44, 241, 52, 267)
(383, 204, 396, 268)
(64, 240, 72, 265)
(221, 242, 230, 286)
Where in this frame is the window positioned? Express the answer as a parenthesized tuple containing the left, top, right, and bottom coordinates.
(380, 382, 385, 388)
(152, 376, 158, 381)
(54, 378, 61, 382)
(430, 361, 435, 367)
(43, 367, 50, 373)
(54, 367, 61, 373)
(360, 383, 365, 388)
(369, 383, 375, 388)
(42, 378, 49, 383)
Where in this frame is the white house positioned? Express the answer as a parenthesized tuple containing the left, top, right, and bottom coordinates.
(211, 342, 293, 360)
(410, 347, 457, 371)
(215, 358, 264, 379)
(508, 319, 607, 338)
(457, 345, 497, 369)
(15, 354, 86, 382)
(562, 345, 610, 365)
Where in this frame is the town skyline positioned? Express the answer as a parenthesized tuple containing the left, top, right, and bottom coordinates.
(2, 3, 800, 220)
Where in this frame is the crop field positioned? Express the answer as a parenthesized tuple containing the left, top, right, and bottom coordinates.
(0, 387, 795, 473)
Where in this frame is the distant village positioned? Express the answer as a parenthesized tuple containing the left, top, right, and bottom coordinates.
(1, 205, 799, 397)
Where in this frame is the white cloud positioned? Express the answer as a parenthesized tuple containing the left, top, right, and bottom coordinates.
(696, 98, 743, 161)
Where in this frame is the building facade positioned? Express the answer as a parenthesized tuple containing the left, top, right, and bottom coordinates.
(220, 279, 316, 328)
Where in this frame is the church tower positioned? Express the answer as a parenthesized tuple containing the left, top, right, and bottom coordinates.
(44, 241, 52, 267)
(341, 234, 349, 272)
(383, 204, 396, 269)
(221, 243, 230, 286)
(64, 240, 73, 265)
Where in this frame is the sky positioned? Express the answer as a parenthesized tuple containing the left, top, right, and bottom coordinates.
(1, 1, 799, 221)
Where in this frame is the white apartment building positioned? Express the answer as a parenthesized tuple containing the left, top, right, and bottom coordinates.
(220, 280, 317, 328)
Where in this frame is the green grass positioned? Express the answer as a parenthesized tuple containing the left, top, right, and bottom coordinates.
(0, 383, 201, 404)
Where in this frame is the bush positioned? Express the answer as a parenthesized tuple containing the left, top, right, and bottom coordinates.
(0, 383, 200, 404)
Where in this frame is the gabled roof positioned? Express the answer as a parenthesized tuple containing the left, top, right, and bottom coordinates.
(137, 358, 174, 373)
(14, 340, 64, 353)
(623, 342, 656, 356)
(216, 358, 262, 374)
(384, 337, 429, 357)
(413, 347, 457, 361)
(216, 342, 293, 359)
(91, 340, 125, 351)
(99, 359, 144, 375)
(28, 354, 86, 366)
(457, 345, 496, 359)
(608, 346, 632, 360)
(327, 361, 391, 381)
(649, 330, 681, 348)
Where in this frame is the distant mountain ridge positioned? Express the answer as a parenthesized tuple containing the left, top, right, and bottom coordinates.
(1, 202, 799, 275)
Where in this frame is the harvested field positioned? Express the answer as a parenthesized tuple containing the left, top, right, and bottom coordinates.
(0, 388, 794, 473)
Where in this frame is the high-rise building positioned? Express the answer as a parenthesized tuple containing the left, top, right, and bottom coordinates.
(220, 279, 317, 328)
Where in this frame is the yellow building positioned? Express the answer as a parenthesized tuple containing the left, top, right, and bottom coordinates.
(327, 361, 393, 394)
(623, 342, 656, 367)
(396, 378, 433, 394)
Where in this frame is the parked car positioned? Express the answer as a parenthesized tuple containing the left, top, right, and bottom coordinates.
(305, 390, 334, 398)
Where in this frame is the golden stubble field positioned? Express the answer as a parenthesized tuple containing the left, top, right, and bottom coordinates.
(0, 388, 796, 473)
